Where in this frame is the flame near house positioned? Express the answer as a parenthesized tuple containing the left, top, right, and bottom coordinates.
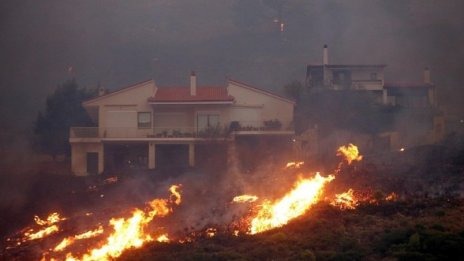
(249, 173, 335, 234)
(237, 144, 363, 235)
(6, 144, 370, 260)
(21, 185, 183, 261)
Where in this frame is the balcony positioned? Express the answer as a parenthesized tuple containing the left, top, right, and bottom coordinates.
(70, 120, 294, 140)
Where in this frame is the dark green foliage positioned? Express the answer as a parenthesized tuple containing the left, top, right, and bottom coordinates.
(292, 89, 399, 135)
(33, 79, 96, 159)
(283, 80, 303, 102)
(263, 119, 283, 130)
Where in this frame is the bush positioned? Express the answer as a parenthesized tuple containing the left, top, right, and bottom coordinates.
(263, 119, 282, 130)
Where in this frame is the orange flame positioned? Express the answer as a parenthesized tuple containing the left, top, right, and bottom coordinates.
(232, 195, 259, 203)
(169, 184, 182, 205)
(58, 185, 181, 261)
(331, 189, 358, 209)
(53, 226, 104, 252)
(205, 228, 217, 238)
(250, 173, 334, 234)
(337, 144, 363, 165)
(23, 213, 66, 241)
(385, 192, 398, 201)
(25, 225, 59, 241)
(285, 161, 304, 169)
(156, 234, 169, 243)
(34, 212, 66, 226)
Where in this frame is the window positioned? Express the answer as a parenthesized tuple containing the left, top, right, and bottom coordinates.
(197, 113, 220, 131)
(370, 73, 378, 80)
(137, 112, 152, 128)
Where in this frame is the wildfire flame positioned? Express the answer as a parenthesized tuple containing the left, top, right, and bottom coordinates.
(331, 189, 358, 209)
(285, 161, 304, 169)
(34, 212, 66, 226)
(385, 192, 398, 201)
(232, 195, 259, 203)
(337, 144, 363, 165)
(23, 213, 66, 241)
(169, 184, 182, 205)
(250, 173, 335, 234)
(156, 234, 169, 243)
(53, 226, 104, 252)
(25, 185, 184, 261)
(25, 225, 59, 241)
(205, 228, 217, 238)
(8, 144, 370, 259)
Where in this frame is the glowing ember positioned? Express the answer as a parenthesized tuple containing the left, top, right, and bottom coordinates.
(399, 147, 405, 152)
(285, 161, 304, 169)
(385, 192, 398, 201)
(156, 234, 169, 243)
(250, 173, 335, 234)
(331, 189, 358, 209)
(205, 228, 217, 238)
(232, 195, 259, 203)
(337, 144, 363, 164)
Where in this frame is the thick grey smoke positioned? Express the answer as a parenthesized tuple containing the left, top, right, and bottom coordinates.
(1, 0, 464, 132)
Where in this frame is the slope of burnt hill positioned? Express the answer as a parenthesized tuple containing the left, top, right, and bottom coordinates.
(121, 199, 464, 261)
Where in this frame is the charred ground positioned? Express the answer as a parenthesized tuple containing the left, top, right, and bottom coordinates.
(2, 136, 464, 260)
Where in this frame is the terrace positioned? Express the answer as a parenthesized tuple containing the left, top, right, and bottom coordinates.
(70, 120, 294, 141)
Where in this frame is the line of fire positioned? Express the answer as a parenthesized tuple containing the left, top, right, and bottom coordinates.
(2, 45, 464, 260)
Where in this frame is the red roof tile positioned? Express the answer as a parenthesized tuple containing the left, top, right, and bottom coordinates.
(149, 87, 234, 103)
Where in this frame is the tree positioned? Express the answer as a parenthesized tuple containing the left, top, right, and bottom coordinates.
(33, 79, 96, 160)
(283, 80, 303, 102)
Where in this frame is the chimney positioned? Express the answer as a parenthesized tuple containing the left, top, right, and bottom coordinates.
(423, 67, 431, 84)
(323, 44, 329, 65)
(190, 71, 196, 96)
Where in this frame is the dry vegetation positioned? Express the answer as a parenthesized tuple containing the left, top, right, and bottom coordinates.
(120, 199, 464, 261)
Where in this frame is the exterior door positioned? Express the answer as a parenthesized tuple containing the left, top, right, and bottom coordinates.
(86, 152, 98, 175)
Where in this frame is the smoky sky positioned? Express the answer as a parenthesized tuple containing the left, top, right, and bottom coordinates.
(1, 0, 464, 130)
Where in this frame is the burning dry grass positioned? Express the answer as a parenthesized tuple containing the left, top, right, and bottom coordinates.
(5, 143, 434, 260)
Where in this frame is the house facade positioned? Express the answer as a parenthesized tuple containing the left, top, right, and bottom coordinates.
(298, 45, 444, 155)
(70, 73, 294, 176)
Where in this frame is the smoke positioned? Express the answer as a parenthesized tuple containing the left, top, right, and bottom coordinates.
(1, 0, 464, 132)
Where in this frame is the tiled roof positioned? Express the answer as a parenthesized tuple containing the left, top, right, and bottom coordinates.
(384, 82, 433, 88)
(228, 79, 295, 104)
(149, 87, 234, 102)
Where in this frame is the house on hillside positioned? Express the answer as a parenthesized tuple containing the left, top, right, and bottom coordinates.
(297, 45, 444, 157)
(69, 72, 295, 176)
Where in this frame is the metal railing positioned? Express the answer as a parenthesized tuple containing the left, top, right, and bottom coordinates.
(70, 127, 99, 138)
(70, 121, 294, 139)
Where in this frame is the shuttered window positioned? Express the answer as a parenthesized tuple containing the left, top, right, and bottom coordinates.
(138, 112, 152, 128)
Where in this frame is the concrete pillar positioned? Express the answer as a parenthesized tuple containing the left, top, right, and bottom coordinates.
(148, 142, 156, 169)
(382, 89, 388, 105)
(188, 143, 195, 167)
(98, 143, 104, 174)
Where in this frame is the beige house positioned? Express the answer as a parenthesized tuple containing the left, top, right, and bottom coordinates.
(70, 73, 294, 176)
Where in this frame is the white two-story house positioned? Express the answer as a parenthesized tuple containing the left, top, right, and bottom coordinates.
(70, 73, 294, 176)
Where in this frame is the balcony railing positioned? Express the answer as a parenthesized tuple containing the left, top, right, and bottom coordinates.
(70, 121, 294, 139)
(70, 127, 99, 138)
